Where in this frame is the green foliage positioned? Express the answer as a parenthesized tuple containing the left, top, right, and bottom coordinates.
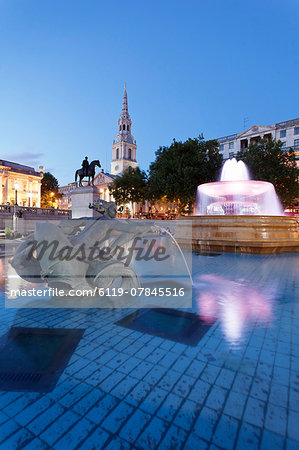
(236, 138, 299, 207)
(41, 172, 62, 208)
(4, 227, 21, 239)
(147, 135, 223, 210)
(41, 172, 59, 194)
(4, 227, 11, 236)
(108, 167, 147, 206)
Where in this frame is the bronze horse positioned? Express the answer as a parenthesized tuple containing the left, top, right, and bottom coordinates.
(75, 160, 101, 187)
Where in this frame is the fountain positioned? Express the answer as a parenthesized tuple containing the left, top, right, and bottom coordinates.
(197, 158, 284, 216)
(175, 158, 299, 253)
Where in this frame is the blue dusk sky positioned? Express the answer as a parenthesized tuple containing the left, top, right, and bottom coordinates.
(0, 0, 298, 186)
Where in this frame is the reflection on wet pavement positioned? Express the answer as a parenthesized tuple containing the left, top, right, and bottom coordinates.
(195, 274, 274, 347)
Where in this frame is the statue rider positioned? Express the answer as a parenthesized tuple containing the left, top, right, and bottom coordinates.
(82, 156, 89, 177)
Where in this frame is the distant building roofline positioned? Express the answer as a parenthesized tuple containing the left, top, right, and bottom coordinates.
(217, 117, 299, 143)
(0, 159, 42, 176)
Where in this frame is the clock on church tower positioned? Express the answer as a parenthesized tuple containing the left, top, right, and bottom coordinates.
(111, 86, 138, 176)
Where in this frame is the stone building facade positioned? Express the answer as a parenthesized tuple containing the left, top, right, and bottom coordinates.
(218, 117, 299, 162)
(0, 160, 42, 206)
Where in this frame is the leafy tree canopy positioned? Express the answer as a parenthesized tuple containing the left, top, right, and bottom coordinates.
(147, 135, 223, 211)
(41, 172, 59, 195)
(108, 167, 147, 206)
(236, 138, 299, 207)
(41, 172, 61, 208)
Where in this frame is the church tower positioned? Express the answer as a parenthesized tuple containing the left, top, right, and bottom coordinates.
(111, 86, 138, 175)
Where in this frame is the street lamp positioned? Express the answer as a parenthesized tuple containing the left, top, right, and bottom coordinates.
(50, 192, 55, 207)
(14, 182, 19, 205)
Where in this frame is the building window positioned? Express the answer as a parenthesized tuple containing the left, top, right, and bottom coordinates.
(127, 125, 130, 132)
(281, 141, 286, 150)
(116, 148, 119, 159)
(119, 125, 121, 131)
(123, 124, 126, 130)
(229, 142, 234, 149)
(280, 130, 286, 138)
(294, 127, 299, 135)
(229, 152, 235, 158)
(219, 144, 224, 152)
(294, 139, 299, 149)
(128, 148, 132, 160)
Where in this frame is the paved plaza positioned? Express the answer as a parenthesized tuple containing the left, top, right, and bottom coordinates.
(0, 252, 298, 449)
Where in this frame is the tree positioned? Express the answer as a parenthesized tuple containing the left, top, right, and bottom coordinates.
(41, 172, 61, 208)
(236, 138, 299, 207)
(108, 167, 147, 214)
(147, 135, 223, 212)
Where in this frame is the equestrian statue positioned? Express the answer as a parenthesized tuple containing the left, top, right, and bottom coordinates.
(75, 157, 101, 187)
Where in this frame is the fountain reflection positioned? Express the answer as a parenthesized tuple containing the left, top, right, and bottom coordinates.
(195, 274, 275, 347)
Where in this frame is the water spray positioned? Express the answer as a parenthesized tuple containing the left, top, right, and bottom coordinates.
(159, 227, 193, 285)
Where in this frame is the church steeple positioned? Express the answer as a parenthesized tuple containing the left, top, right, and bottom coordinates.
(121, 85, 130, 119)
(118, 85, 131, 136)
(111, 85, 138, 176)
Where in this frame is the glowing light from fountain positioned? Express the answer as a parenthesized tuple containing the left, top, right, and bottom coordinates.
(196, 158, 284, 216)
(220, 158, 250, 181)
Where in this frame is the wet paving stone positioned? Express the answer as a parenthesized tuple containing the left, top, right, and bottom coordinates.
(0, 252, 298, 448)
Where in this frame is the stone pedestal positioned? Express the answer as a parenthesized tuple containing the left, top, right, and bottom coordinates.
(70, 186, 100, 219)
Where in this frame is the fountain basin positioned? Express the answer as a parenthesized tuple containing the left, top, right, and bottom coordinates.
(198, 180, 273, 197)
(197, 180, 283, 216)
(176, 215, 299, 254)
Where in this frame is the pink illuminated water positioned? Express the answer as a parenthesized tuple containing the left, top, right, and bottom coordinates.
(196, 158, 284, 215)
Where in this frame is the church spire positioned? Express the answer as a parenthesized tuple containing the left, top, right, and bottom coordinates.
(111, 85, 137, 176)
(121, 84, 130, 119)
